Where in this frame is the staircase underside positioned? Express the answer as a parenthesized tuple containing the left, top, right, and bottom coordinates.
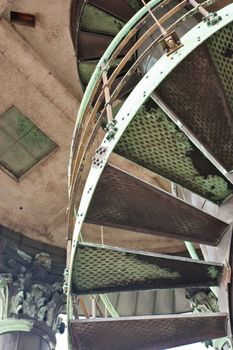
(71, 314, 228, 350)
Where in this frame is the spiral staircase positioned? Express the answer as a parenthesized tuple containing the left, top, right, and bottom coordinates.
(66, 0, 233, 349)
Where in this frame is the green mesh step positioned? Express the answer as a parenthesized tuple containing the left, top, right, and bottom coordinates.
(78, 58, 122, 87)
(80, 4, 125, 36)
(72, 242, 223, 295)
(88, 0, 135, 21)
(70, 313, 227, 350)
(114, 98, 233, 203)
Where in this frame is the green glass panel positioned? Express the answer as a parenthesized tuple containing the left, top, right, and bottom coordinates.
(0, 145, 37, 178)
(19, 126, 57, 160)
(0, 106, 58, 178)
(0, 129, 14, 155)
(0, 106, 34, 140)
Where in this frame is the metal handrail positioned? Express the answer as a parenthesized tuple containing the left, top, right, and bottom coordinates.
(67, 0, 221, 237)
(68, 0, 163, 191)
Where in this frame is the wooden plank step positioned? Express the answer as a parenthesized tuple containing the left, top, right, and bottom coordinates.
(70, 313, 227, 350)
(85, 165, 229, 245)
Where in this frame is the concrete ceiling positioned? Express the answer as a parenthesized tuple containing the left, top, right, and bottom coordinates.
(0, 0, 80, 247)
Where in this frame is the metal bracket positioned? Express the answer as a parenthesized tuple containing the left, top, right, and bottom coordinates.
(105, 119, 118, 141)
(159, 31, 183, 56)
(203, 12, 222, 26)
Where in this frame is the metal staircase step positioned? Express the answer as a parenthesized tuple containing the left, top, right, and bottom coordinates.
(157, 29, 233, 171)
(85, 165, 229, 245)
(88, 0, 135, 22)
(115, 99, 233, 204)
(70, 313, 227, 350)
(80, 3, 125, 37)
(72, 242, 223, 295)
(78, 31, 135, 60)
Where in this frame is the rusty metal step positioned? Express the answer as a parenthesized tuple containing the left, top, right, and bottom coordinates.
(157, 25, 233, 172)
(85, 165, 229, 245)
(70, 313, 227, 350)
(72, 242, 223, 295)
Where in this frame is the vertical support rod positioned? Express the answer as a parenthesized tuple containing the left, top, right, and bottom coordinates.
(91, 295, 96, 318)
(102, 67, 113, 123)
(141, 0, 167, 35)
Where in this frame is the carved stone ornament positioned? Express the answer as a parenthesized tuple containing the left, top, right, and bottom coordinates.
(0, 238, 65, 349)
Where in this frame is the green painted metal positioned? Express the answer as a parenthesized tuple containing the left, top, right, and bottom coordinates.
(76, 235, 120, 317)
(68, 0, 162, 190)
(114, 101, 232, 203)
(80, 4, 125, 36)
(185, 241, 199, 260)
(78, 58, 122, 88)
(99, 294, 119, 318)
(72, 242, 223, 295)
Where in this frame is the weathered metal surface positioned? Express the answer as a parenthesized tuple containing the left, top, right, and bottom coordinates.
(78, 32, 114, 60)
(70, 313, 227, 350)
(88, 0, 135, 21)
(157, 33, 233, 171)
(208, 23, 233, 121)
(80, 4, 125, 36)
(78, 31, 135, 61)
(115, 100, 233, 203)
(72, 242, 223, 295)
(85, 165, 229, 245)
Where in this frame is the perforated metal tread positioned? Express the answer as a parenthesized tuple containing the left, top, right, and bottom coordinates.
(85, 165, 229, 245)
(72, 242, 223, 295)
(157, 25, 233, 171)
(88, 0, 135, 21)
(208, 23, 233, 120)
(70, 313, 227, 350)
(115, 99, 233, 204)
(80, 4, 125, 36)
